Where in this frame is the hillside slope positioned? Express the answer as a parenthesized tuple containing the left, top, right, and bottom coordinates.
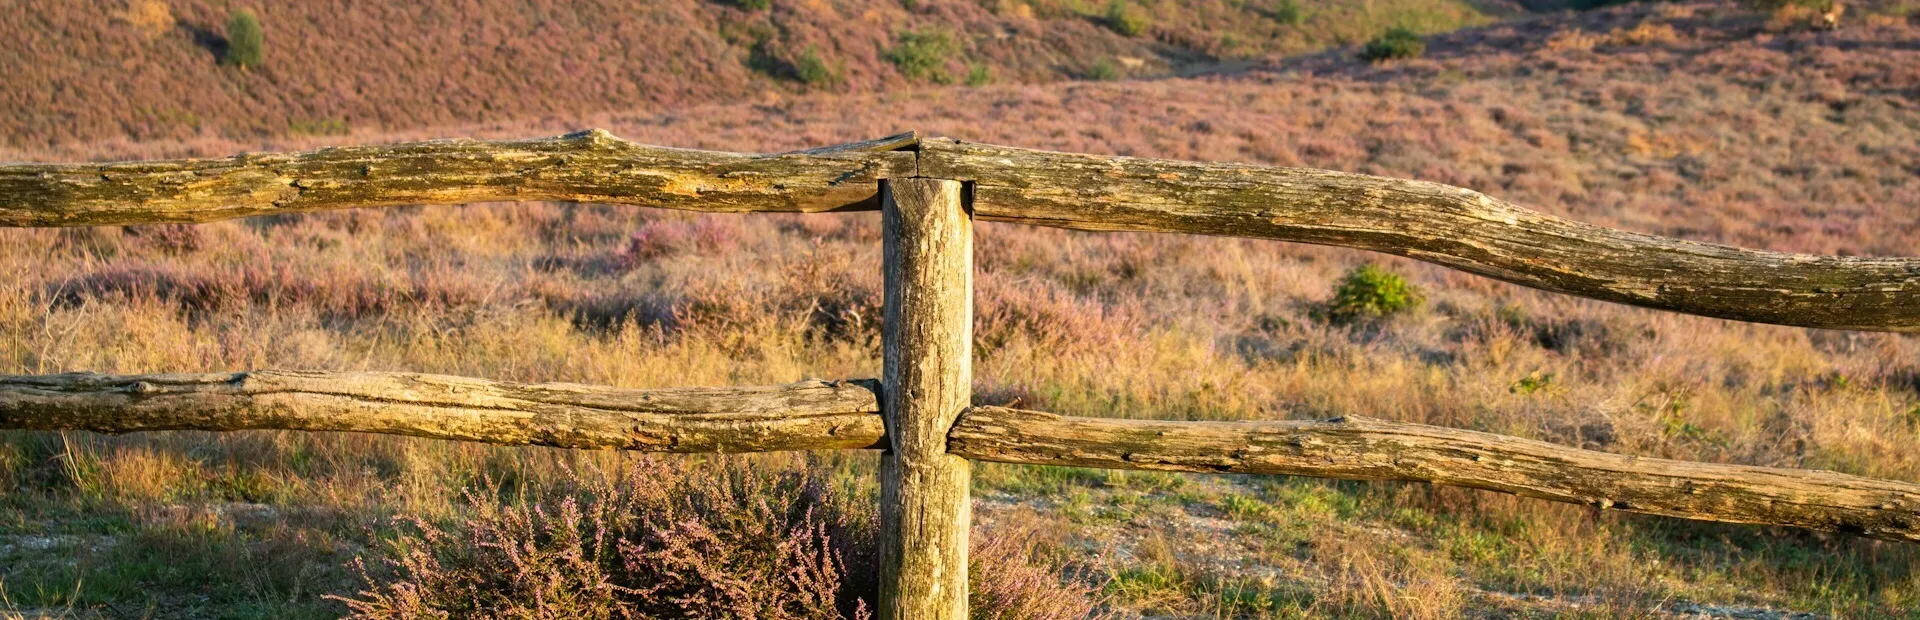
(0, 0, 1492, 151)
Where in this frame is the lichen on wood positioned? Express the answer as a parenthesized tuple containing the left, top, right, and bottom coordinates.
(948, 406, 1920, 543)
(0, 370, 885, 453)
(919, 138, 1920, 332)
(0, 130, 916, 226)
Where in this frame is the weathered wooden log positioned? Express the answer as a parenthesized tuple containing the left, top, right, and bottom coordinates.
(0, 371, 885, 453)
(919, 138, 1920, 332)
(878, 179, 974, 618)
(949, 406, 1920, 543)
(0, 130, 917, 226)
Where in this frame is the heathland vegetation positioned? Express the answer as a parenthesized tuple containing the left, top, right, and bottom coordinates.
(0, 0, 1492, 149)
(4, 0, 1920, 617)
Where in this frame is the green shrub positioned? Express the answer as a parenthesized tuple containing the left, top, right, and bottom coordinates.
(886, 30, 957, 83)
(965, 63, 993, 86)
(795, 47, 837, 86)
(223, 9, 264, 69)
(1270, 0, 1304, 25)
(1510, 372, 1555, 395)
(737, 0, 773, 10)
(1086, 58, 1121, 81)
(1105, 0, 1152, 37)
(1359, 26, 1424, 63)
(1327, 264, 1422, 323)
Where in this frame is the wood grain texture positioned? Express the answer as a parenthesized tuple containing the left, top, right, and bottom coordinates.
(919, 138, 1920, 332)
(949, 406, 1920, 542)
(0, 130, 916, 227)
(878, 179, 973, 619)
(0, 371, 885, 453)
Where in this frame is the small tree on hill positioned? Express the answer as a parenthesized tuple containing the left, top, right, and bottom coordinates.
(224, 9, 264, 69)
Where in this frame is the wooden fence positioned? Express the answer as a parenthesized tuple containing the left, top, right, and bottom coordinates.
(3, 130, 1918, 618)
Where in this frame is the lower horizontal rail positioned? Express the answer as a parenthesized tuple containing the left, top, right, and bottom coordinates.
(947, 406, 1920, 543)
(0, 371, 884, 452)
(6, 370, 1919, 543)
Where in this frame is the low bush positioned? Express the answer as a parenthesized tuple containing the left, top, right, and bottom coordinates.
(1269, 0, 1304, 26)
(796, 47, 837, 86)
(1086, 58, 1121, 81)
(1359, 26, 1424, 62)
(1326, 264, 1422, 323)
(965, 63, 993, 86)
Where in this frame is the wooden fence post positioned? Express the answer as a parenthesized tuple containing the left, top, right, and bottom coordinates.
(877, 178, 972, 619)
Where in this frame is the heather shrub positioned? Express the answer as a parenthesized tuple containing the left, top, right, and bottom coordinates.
(333, 458, 1107, 619)
(223, 9, 264, 69)
(333, 459, 875, 619)
(121, 223, 202, 254)
(1326, 264, 1422, 323)
(1086, 58, 1121, 81)
(1359, 26, 1423, 62)
(1105, 0, 1152, 37)
(614, 221, 689, 268)
(886, 30, 957, 83)
(969, 517, 1112, 620)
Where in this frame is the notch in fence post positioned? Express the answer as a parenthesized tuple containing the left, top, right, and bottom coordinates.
(877, 178, 972, 620)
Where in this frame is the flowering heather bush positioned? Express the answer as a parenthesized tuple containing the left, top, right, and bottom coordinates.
(333, 458, 1105, 619)
(969, 518, 1111, 620)
(616, 221, 690, 268)
(332, 459, 874, 619)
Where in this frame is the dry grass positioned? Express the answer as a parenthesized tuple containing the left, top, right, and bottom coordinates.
(3, 1, 1920, 617)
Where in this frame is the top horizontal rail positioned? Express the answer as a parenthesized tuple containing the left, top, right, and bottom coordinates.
(2, 131, 1915, 331)
(918, 139, 1920, 333)
(0, 130, 917, 225)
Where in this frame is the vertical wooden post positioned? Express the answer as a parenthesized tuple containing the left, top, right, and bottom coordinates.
(878, 178, 972, 619)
